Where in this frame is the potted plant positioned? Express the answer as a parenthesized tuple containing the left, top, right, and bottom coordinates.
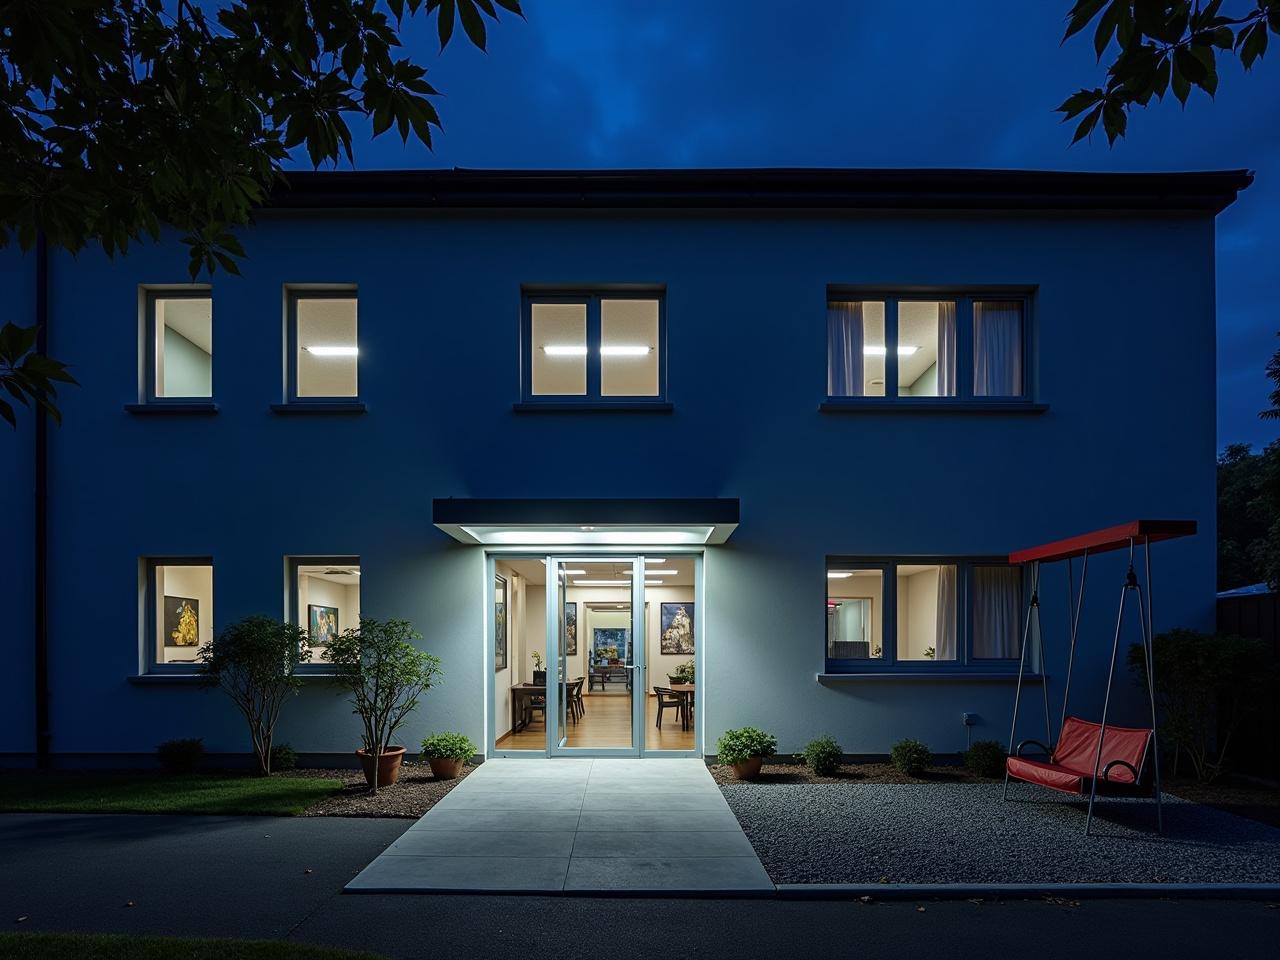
(531, 650, 546, 684)
(668, 658, 695, 686)
(324, 618, 442, 792)
(421, 732, 476, 780)
(716, 727, 777, 780)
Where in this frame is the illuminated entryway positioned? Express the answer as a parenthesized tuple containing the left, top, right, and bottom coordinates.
(488, 553, 701, 758)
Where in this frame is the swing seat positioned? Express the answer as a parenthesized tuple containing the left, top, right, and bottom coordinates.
(1006, 716, 1152, 796)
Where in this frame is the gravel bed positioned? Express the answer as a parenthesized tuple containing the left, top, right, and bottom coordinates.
(288, 761, 473, 818)
(720, 782, 1280, 884)
(708, 760, 992, 786)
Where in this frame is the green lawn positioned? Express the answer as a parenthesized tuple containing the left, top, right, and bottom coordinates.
(0, 773, 343, 816)
(0, 933, 382, 959)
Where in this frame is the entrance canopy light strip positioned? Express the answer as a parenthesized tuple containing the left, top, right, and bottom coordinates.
(458, 526, 714, 545)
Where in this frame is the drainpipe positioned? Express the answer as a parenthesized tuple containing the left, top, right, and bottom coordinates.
(34, 233, 50, 769)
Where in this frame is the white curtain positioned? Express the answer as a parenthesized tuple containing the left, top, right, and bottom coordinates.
(827, 301, 864, 397)
(973, 301, 1023, 396)
(935, 565, 957, 660)
(973, 566, 1022, 659)
(936, 301, 957, 397)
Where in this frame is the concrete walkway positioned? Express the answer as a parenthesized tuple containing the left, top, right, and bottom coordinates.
(346, 758, 773, 894)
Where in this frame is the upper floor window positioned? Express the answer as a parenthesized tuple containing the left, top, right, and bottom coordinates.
(522, 291, 665, 404)
(826, 294, 1027, 402)
(289, 290, 358, 400)
(826, 558, 1025, 673)
(146, 558, 213, 672)
(147, 291, 213, 400)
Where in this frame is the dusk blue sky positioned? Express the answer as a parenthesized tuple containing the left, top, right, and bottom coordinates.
(317, 1, 1278, 450)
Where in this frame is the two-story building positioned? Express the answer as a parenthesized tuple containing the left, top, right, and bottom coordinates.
(1, 167, 1251, 767)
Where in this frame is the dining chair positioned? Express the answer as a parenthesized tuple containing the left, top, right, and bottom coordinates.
(571, 677, 586, 721)
(653, 686, 685, 731)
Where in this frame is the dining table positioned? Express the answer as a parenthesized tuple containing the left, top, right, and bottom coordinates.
(668, 683, 695, 730)
(510, 682, 546, 733)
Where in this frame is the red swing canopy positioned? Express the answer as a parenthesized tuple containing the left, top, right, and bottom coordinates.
(1008, 520, 1196, 566)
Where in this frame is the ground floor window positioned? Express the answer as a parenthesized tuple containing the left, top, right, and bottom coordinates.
(290, 558, 361, 665)
(826, 558, 1022, 672)
(148, 559, 213, 670)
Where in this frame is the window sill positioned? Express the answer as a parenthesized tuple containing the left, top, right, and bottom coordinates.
(270, 402, 367, 415)
(125, 402, 219, 416)
(819, 399, 1048, 415)
(818, 671, 1044, 682)
(512, 401, 673, 414)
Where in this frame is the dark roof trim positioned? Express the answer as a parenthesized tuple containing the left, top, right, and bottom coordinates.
(271, 167, 1252, 214)
(432, 497, 739, 526)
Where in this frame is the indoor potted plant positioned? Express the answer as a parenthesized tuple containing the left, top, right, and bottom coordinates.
(421, 732, 476, 780)
(716, 726, 777, 780)
(323, 618, 442, 792)
(668, 658, 695, 686)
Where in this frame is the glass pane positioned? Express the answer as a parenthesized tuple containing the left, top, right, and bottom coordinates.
(973, 566, 1023, 658)
(154, 297, 212, 398)
(531, 302, 587, 395)
(601, 299, 659, 396)
(493, 558, 543, 750)
(896, 564, 957, 661)
(973, 300, 1024, 397)
(567, 559, 635, 748)
(296, 562, 360, 664)
(827, 568, 883, 659)
(154, 564, 213, 665)
(898, 301, 956, 397)
(296, 297, 358, 398)
(647, 555, 696, 750)
(827, 301, 885, 397)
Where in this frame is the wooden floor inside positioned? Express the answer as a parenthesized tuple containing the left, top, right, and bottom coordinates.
(496, 692, 695, 751)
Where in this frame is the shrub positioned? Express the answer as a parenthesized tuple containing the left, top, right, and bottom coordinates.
(890, 738, 931, 776)
(324, 618, 443, 792)
(716, 727, 777, 766)
(802, 735, 843, 776)
(421, 732, 476, 761)
(199, 615, 310, 776)
(270, 743, 298, 771)
(157, 738, 204, 773)
(964, 740, 1006, 779)
(1127, 628, 1276, 782)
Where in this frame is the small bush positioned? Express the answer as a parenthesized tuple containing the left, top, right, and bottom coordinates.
(716, 727, 777, 766)
(890, 738, 931, 777)
(964, 740, 1006, 778)
(270, 743, 298, 771)
(157, 738, 204, 773)
(421, 732, 477, 761)
(802, 735, 843, 776)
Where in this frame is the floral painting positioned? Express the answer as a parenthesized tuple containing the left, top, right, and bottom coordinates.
(593, 627, 629, 663)
(564, 601, 577, 655)
(164, 596, 200, 647)
(308, 604, 339, 646)
(660, 602, 695, 655)
(494, 574, 507, 672)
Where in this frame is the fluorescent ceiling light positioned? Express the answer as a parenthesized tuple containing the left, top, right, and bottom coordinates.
(542, 344, 587, 356)
(560, 569, 586, 575)
(572, 579, 630, 586)
(600, 345, 651, 357)
(827, 571, 854, 579)
(644, 558, 666, 565)
(863, 345, 919, 357)
(458, 526, 713, 546)
(305, 345, 358, 357)
(625, 569, 676, 576)
(644, 579, 663, 586)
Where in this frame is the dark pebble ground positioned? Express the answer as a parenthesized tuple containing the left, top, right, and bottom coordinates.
(720, 782, 1280, 884)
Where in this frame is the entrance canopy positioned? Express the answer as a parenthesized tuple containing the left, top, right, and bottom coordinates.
(432, 497, 739, 546)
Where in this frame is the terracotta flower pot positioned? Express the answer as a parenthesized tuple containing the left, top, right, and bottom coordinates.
(427, 756, 465, 780)
(731, 756, 763, 780)
(356, 745, 406, 787)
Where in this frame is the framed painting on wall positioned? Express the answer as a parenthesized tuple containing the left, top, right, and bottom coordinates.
(494, 573, 508, 672)
(308, 604, 339, 646)
(564, 601, 577, 655)
(164, 596, 200, 648)
(660, 602, 695, 655)
(593, 627, 629, 663)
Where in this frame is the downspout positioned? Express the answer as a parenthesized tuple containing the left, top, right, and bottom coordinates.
(34, 233, 50, 769)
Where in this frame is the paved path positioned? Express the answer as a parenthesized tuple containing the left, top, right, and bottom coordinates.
(346, 758, 773, 894)
(3, 813, 1279, 959)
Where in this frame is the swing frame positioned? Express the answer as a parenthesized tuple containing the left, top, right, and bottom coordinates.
(1002, 519, 1196, 835)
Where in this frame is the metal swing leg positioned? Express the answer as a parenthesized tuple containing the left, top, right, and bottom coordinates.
(1004, 561, 1040, 802)
(1137, 537, 1164, 834)
(1086, 553, 1135, 836)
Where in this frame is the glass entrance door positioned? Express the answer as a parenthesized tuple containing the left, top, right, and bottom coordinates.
(548, 557, 643, 757)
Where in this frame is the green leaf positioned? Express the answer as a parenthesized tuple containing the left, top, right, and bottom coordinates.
(1064, 0, 1109, 41)
(493, 0, 524, 14)
(1171, 56, 1191, 104)
(1070, 103, 1103, 143)
(1094, 0, 1126, 58)
(1056, 88, 1105, 120)
(0, 397, 15, 429)
(1239, 21, 1269, 69)
(436, 0, 455, 48)
(1102, 100, 1128, 144)
(457, 0, 488, 50)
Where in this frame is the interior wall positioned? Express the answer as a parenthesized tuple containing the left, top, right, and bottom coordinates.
(297, 574, 361, 663)
(161, 328, 212, 397)
(829, 572, 884, 654)
(154, 565, 213, 665)
(493, 561, 517, 741)
(899, 568, 939, 660)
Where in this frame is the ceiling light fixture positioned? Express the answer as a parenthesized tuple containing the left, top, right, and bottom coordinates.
(572, 579, 630, 586)
(542, 344, 587, 356)
(827, 571, 854, 579)
(600, 345, 651, 357)
(625, 569, 676, 576)
(305, 345, 358, 357)
(644, 558, 667, 565)
(863, 345, 919, 357)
